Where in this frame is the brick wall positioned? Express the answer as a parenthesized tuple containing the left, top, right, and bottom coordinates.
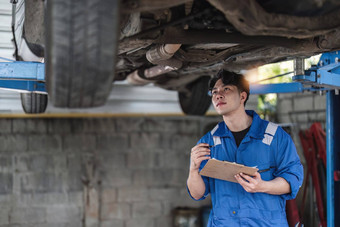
(277, 92, 326, 129)
(0, 116, 220, 227)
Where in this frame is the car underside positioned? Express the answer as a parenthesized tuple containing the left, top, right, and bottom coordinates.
(15, 0, 340, 115)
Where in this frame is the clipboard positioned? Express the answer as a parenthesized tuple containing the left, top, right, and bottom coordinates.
(199, 159, 259, 183)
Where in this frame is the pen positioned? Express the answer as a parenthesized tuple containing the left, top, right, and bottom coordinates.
(258, 166, 275, 173)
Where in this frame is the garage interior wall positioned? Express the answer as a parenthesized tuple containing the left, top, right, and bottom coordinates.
(0, 91, 328, 227)
(0, 116, 221, 227)
(277, 92, 326, 129)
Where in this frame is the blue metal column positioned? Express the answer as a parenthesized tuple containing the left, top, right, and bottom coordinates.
(326, 91, 340, 227)
(333, 92, 340, 227)
(326, 91, 334, 227)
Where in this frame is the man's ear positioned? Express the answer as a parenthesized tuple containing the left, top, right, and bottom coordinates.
(240, 91, 247, 103)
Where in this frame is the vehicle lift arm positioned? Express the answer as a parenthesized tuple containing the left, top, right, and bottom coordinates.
(0, 59, 46, 92)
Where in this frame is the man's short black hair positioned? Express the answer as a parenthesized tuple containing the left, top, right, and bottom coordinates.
(209, 70, 250, 106)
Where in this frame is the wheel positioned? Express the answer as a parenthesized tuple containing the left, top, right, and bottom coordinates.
(20, 93, 48, 114)
(45, 0, 120, 108)
(178, 76, 211, 115)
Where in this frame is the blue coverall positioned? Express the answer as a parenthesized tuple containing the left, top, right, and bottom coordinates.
(188, 110, 304, 227)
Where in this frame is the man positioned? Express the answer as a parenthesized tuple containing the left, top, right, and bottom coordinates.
(187, 70, 303, 226)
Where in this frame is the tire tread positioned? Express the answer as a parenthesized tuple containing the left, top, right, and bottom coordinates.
(46, 0, 119, 108)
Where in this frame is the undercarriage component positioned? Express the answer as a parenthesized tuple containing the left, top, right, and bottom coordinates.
(294, 57, 305, 76)
(317, 29, 340, 50)
(121, 0, 191, 13)
(127, 43, 183, 85)
(146, 44, 182, 64)
(10, 0, 340, 118)
(120, 12, 141, 39)
(207, 0, 340, 39)
(155, 27, 303, 46)
(127, 61, 182, 85)
(126, 69, 151, 85)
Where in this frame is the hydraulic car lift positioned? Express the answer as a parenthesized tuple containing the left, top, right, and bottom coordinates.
(0, 52, 340, 227)
(251, 51, 340, 227)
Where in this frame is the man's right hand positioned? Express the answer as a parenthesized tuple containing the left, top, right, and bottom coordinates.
(190, 143, 211, 172)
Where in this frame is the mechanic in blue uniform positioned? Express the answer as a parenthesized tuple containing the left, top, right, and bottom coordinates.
(187, 70, 304, 226)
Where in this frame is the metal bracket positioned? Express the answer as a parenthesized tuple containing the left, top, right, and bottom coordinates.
(293, 51, 340, 90)
(249, 51, 340, 95)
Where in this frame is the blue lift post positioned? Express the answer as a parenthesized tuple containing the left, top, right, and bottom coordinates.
(327, 90, 340, 227)
(332, 93, 340, 227)
(250, 51, 340, 227)
(294, 52, 340, 227)
(326, 91, 335, 227)
(251, 51, 340, 227)
(1, 52, 340, 226)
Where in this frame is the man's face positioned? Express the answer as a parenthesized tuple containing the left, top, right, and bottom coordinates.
(211, 79, 245, 116)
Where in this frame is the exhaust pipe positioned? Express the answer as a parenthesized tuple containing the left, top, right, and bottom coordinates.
(127, 44, 182, 85)
(127, 58, 182, 85)
(146, 44, 182, 64)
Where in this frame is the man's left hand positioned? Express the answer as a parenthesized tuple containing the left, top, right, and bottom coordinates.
(235, 172, 265, 193)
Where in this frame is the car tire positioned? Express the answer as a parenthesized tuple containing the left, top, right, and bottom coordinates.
(45, 0, 120, 108)
(21, 93, 48, 114)
(178, 76, 211, 115)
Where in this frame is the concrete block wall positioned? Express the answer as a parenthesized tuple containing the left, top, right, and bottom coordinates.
(277, 92, 326, 129)
(0, 116, 220, 227)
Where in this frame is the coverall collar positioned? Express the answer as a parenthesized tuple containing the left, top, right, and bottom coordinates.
(212, 110, 265, 140)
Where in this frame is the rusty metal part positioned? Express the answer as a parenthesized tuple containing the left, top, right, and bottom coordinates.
(294, 57, 305, 76)
(207, 0, 340, 39)
(127, 43, 183, 85)
(121, 0, 191, 13)
(144, 65, 178, 78)
(155, 27, 303, 46)
(155, 58, 182, 68)
(127, 63, 181, 85)
(118, 39, 153, 55)
(317, 29, 340, 50)
(120, 8, 211, 42)
(185, 0, 194, 15)
(146, 44, 182, 64)
(120, 13, 141, 39)
(126, 69, 152, 85)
